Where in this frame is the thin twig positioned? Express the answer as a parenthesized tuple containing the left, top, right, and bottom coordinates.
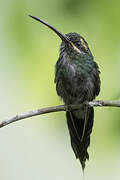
(0, 100, 120, 128)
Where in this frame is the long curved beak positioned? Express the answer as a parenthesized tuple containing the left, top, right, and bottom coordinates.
(29, 15, 70, 44)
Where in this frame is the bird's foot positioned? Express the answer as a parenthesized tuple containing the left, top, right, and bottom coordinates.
(65, 105, 72, 112)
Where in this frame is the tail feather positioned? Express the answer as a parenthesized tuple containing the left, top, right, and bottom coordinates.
(66, 107, 94, 171)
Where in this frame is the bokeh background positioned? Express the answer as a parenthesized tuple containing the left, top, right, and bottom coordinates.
(0, 0, 120, 179)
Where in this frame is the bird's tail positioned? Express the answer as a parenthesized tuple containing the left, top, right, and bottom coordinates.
(66, 107, 94, 171)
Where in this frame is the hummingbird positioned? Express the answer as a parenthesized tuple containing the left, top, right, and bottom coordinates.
(29, 15, 100, 171)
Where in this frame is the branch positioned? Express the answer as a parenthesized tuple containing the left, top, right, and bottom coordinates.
(0, 100, 120, 128)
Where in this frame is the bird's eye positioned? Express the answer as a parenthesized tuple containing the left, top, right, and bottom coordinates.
(76, 42, 81, 47)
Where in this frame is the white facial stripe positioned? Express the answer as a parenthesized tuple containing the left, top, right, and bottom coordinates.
(70, 42, 81, 54)
(80, 38, 88, 50)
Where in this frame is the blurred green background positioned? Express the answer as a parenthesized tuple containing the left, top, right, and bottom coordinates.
(0, 0, 120, 179)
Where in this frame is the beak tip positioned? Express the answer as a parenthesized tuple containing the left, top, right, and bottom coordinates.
(28, 14, 33, 18)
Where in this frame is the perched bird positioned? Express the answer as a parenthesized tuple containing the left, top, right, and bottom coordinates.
(29, 15, 100, 171)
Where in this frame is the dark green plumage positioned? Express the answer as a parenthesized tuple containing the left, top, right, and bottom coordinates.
(55, 33, 100, 170)
(29, 15, 100, 171)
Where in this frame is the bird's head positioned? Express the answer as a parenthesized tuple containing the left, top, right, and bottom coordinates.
(60, 32, 92, 60)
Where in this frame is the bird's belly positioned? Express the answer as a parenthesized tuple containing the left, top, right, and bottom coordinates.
(58, 75, 95, 105)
